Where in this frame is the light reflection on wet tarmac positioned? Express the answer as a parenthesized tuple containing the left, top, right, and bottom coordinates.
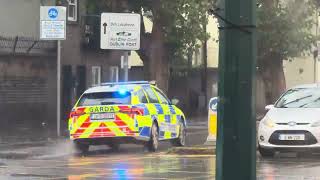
(2, 152, 320, 179)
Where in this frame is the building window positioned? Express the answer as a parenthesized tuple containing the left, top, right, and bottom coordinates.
(67, 0, 77, 22)
(92, 66, 101, 86)
(110, 66, 119, 82)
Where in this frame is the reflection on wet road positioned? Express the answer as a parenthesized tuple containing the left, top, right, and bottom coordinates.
(67, 154, 214, 179)
(0, 130, 215, 179)
(257, 153, 320, 180)
(4, 151, 320, 180)
(0, 152, 215, 179)
(2, 128, 320, 179)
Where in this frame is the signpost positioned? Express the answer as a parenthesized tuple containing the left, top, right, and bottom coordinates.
(100, 13, 141, 81)
(40, 6, 66, 137)
(40, 6, 66, 40)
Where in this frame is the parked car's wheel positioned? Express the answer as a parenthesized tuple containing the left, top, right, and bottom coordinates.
(146, 123, 159, 152)
(258, 146, 275, 158)
(74, 142, 89, 154)
(171, 121, 186, 147)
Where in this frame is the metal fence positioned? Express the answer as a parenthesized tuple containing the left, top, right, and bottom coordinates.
(0, 36, 56, 55)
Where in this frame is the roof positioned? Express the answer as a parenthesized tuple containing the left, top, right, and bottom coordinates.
(84, 84, 140, 94)
(83, 81, 157, 94)
(291, 83, 320, 89)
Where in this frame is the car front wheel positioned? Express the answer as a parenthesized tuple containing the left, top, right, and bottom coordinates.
(171, 122, 186, 147)
(258, 146, 275, 158)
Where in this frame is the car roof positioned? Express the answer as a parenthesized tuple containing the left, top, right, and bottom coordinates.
(291, 83, 320, 89)
(84, 84, 141, 94)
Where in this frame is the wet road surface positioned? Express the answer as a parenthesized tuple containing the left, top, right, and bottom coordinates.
(1, 129, 320, 179)
(257, 153, 320, 180)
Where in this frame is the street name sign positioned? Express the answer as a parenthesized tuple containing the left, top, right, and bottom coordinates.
(100, 13, 141, 50)
(40, 6, 66, 40)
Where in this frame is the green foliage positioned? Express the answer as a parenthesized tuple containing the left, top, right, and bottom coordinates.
(90, 0, 212, 66)
(257, 0, 317, 61)
(128, 0, 212, 66)
(165, 0, 212, 64)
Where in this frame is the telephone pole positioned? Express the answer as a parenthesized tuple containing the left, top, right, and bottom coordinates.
(216, 0, 257, 179)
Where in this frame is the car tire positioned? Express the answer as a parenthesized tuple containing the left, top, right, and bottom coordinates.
(74, 142, 89, 154)
(146, 123, 159, 152)
(258, 146, 275, 158)
(108, 142, 120, 152)
(171, 121, 186, 147)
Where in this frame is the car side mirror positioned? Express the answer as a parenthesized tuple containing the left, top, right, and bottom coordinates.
(171, 98, 180, 105)
(265, 104, 274, 111)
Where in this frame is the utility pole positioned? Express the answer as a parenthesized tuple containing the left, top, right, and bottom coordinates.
(202, 18, 208, 108)
(314, 9, 318, 83)
(216, 0, 257, 179)
(57, 40, 61, 137)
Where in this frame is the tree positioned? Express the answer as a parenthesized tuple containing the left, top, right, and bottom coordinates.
(88, 0, 211, 92)
(132, 0, 211, 92)
(211, 0, 317, 110)
(257, 0, 316, 103)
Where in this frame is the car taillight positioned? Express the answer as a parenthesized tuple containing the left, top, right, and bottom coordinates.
(119, 108, 144, 116)
(69, 107, 86, 118)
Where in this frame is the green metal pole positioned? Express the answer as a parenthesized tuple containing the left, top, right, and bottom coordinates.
(216, 0, 257, 179)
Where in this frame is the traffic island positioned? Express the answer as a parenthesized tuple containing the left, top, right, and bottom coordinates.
(167, 145, 216, 155)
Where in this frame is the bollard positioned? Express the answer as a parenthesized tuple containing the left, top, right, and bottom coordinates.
(205, 97, 218, 146)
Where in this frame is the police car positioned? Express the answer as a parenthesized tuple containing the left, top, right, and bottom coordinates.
(68, 81, 187, 153)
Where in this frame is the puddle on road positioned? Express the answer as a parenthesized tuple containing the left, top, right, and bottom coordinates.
(66, 155, 215, 179)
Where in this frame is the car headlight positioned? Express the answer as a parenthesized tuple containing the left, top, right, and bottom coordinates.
(262, 117, 275, 128)
(311, 121, 320, 127)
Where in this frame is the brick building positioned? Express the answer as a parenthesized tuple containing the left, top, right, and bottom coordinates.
(0, 0, 124, 137)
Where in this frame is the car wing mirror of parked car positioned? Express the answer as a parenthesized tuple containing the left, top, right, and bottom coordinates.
(265, 104, 274, 111)
(171, 98, 180, 105)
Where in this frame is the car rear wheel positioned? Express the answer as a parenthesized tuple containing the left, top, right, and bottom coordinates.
(74, 142, 89, 154)
(258, 146, 275, 158)
(171, 122, 186, 147)
(146, 123, 159, 152)
(108, 142, 120, 151)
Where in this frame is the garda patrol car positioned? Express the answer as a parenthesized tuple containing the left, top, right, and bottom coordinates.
(68, 81, 187, 153)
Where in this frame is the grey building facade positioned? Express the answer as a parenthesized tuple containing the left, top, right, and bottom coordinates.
(0, 0, 123, 137)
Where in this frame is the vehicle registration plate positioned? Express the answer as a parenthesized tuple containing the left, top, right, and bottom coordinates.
(279, 134, 305, 141)
(90, 113, 115, 121)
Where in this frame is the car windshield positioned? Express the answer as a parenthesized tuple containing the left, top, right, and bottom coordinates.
(275, 88, 320, 108)
(77, 91, 131, 106)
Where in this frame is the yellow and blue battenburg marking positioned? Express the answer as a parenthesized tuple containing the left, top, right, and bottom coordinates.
(68, 83, 186, 141)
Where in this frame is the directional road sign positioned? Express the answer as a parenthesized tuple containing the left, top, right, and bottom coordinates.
(100, 13, 141, 50)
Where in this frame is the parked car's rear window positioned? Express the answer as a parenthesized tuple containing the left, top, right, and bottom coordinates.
(77, 92, 131, 106)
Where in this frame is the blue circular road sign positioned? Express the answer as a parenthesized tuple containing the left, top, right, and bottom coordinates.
(48, 8, 58, 19)
(209, 97, 218, 111)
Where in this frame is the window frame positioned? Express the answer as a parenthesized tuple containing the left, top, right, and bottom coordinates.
(143, 86, 160, 104)
(136, 89, 149, 104)
(67, 0, 78, 22)
(109, 66, 119, 82)
(153, 87, 170, 105)
(91, 66, 101, 86)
